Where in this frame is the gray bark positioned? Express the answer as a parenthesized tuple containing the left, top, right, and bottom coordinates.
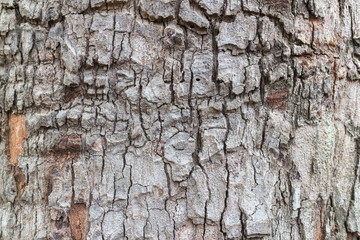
(0, 0, 360, 239)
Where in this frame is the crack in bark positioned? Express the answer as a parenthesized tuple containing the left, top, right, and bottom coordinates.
(219, 101, 230, 238)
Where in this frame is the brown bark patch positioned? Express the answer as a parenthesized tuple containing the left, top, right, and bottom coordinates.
(266, 90, 288, 109)
(155, 141, 165, 157)
(315, 197, 325, 240)
(14, 167, 26, 200)
(64, 85, 81, 103)
(297, 56, 317, 69)
(309, 15, 322, 24)
(45, 176, 53, 203)
(315, 222, 325, 240)
(8, 114, 28, 200)
(264, 0, 291, 9)
(69, 203, 88, 240)
(347, 233, 358, 240)
(9, 114, 27, 166)
(57, 134, 82, 153)
(158, 188, 164, 196)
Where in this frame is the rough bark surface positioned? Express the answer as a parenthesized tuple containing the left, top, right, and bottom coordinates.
(0, 0, 360, 239)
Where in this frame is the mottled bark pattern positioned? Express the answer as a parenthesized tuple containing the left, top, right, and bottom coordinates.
(0, 0, 360, 239)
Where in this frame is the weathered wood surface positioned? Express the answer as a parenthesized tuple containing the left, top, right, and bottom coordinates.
(0, 0, 360, 239)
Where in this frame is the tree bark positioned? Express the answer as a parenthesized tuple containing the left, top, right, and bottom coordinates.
(0, 0, 360, 239)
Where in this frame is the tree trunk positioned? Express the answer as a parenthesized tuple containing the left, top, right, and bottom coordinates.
(0, 0, 360, 239)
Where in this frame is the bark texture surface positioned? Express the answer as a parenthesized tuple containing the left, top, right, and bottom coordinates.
(0, 0, 360, 239)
